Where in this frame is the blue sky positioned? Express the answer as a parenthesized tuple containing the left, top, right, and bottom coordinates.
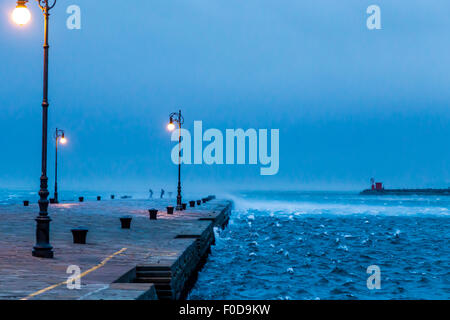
(0, 0, 449, 193)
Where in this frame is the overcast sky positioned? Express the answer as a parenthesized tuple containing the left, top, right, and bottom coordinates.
(0, 0, 449, 193)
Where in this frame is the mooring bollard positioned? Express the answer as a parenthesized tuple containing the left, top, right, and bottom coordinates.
(97, 196, 101, 201)
(182, 203, 187, 210)
(167, 206, 174, 215)
(189, 200, 196, 207)
(197, 200, 201, 205)
(202, 198, 207, 203)
(49, 198, 56, 204)
(78, 197, 84, 202)
(23, 200, 29, 207)
(111, 195, 115, 200)
(148, 209, 158, 220)
(120, 216, 132, 229)
(71, 228, 88, 244)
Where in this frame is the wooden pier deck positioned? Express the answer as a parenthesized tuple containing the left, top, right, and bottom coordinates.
(0, 197, 232, 300)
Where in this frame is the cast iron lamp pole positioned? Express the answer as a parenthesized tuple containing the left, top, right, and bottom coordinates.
(53, 128, 65, 204)
(168, 110, 184, 210)
(12, 0, 58, 258)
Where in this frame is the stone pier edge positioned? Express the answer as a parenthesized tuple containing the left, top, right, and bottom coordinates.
(86, 199, 234, 300)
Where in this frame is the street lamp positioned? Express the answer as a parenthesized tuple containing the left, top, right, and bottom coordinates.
(168, 110, 184, 210)
(12, 0, 58, 258)
(53, 128, 66, 204)
(12, 1, 31, 25)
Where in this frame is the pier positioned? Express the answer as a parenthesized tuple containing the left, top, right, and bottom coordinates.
(0, 197, 232, 300)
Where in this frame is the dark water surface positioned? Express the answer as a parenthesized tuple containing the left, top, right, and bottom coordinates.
(189, 192, 450, 300)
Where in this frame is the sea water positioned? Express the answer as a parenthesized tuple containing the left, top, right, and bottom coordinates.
(189, 191, 450, 300)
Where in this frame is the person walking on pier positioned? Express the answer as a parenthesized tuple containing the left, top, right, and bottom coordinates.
(160, 188, 165, 199)
(149, 189, 153, 199)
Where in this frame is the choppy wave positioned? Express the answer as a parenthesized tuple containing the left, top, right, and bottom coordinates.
(189, 192, 450, 300)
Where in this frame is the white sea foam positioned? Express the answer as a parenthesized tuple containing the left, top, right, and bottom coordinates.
(224, 193, 450, 217)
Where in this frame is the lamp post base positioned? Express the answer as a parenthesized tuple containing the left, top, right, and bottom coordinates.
(32, 215, 54, 259)
(32, 246, 54, 259)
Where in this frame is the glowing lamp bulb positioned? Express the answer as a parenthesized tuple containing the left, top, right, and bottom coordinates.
(60, 137, 67, 144)
(167, 122, 175, 131)
(12, 4, 31, 26)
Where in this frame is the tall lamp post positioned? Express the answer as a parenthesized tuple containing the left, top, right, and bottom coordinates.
(12, 0, 58, 258)
(167, 110, 184, 210)
(53, 128, 66, 204)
